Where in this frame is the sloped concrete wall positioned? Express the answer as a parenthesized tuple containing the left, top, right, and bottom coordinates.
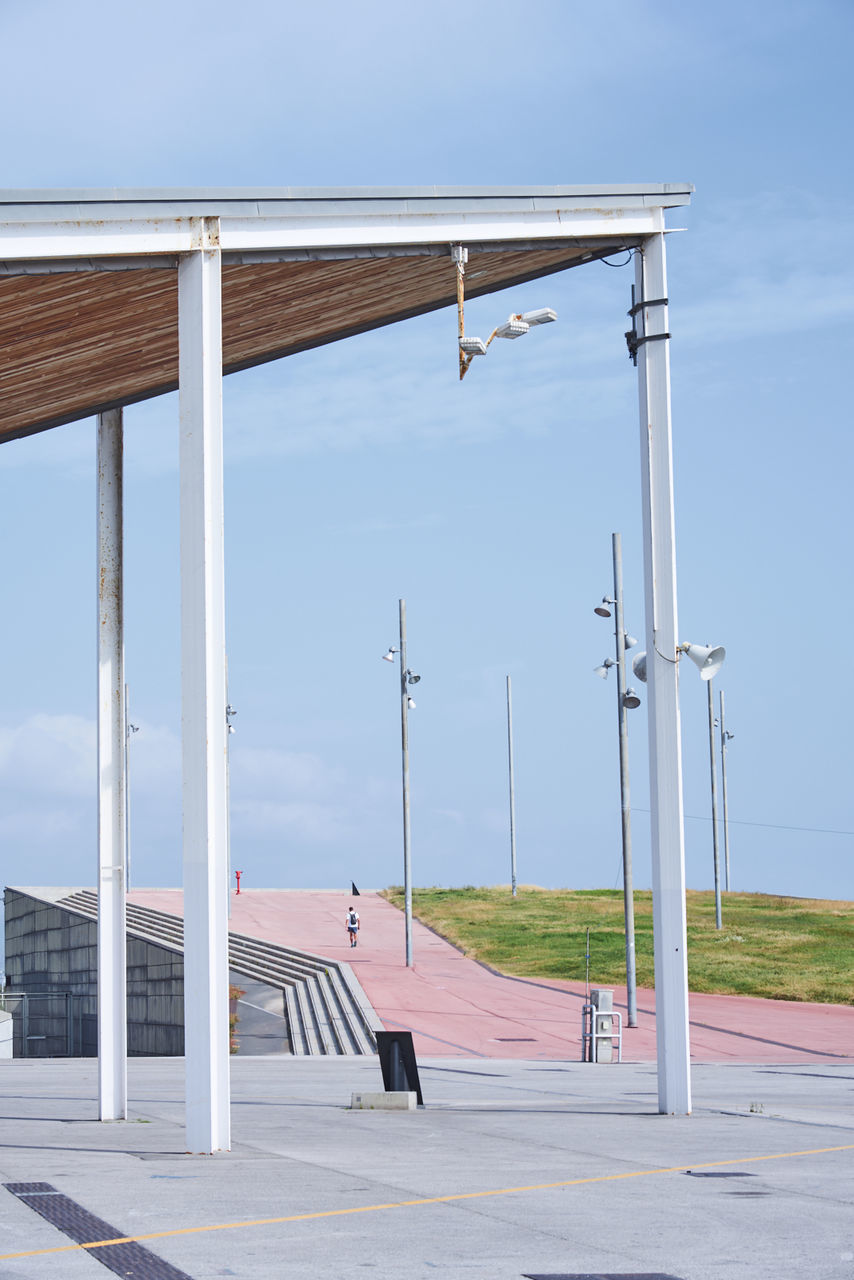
(4, 889, 184, 1056)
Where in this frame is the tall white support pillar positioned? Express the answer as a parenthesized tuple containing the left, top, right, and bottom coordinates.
(178, 217, 231, 1153)
(635, 231, 692, 1115)
(97, 407, 127, 1121)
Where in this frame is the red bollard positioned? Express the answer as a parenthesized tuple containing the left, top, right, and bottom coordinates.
(235, 870, 242, 895)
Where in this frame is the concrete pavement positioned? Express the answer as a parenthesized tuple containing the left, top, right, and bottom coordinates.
(0, 1056, 852, 1279)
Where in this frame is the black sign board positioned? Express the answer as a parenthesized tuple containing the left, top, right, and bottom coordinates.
(375, 1031, 423, 1106)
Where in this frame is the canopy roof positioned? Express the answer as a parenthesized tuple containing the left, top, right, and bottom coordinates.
(0, 184, 692, 443)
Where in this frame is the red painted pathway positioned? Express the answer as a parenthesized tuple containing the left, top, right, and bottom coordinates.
(128, 888, 853, 1064)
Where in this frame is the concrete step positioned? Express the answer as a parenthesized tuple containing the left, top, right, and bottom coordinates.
(58, 890, 380, 1057)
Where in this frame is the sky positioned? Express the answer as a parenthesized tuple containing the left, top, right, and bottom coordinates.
(0, 0, 851, 906)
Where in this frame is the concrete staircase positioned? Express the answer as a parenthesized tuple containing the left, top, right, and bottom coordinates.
(58, 891, 381, 1056)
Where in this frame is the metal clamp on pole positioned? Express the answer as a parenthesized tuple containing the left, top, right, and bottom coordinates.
(624, 288, 670, 365)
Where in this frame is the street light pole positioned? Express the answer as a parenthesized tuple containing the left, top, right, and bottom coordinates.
(719, 689, 733, 892)
(506, 675, 517, 898)
(398, 599, 413, 968)
(707, 676, 723, 930)
(610, 534, 637, 1027)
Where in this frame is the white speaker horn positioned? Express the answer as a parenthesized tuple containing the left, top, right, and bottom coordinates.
(680, 643, 725, 681)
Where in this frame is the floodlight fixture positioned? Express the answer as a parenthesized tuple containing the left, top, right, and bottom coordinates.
(679, 642, 726, 681)
(459, 337, 487, 356)
(407, 696, 416, 710)
(624, 633, 638, 651)
(594, 596, 613, 618)
(407, 672, 421, 685)
(520, 307, 557, 326)
(594, 657, 616, 679)
(495, 316, 530, 340)
(623, 688, 641, 710)
(382, 648, 397, 662)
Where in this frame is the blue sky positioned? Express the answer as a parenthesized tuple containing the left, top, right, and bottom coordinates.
(0, 0, 851, 902)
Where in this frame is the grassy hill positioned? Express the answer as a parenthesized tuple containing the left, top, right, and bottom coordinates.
(380, 886, 854, 1006)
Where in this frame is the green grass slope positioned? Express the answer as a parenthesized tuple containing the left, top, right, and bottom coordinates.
(381, 886, 854, 1006)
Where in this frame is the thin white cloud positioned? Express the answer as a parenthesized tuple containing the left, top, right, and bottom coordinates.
(676, 192, 854, 347)
(229, 746, 340, 798)
(231, 799, 347, 844)
(0, 714, 95, 798)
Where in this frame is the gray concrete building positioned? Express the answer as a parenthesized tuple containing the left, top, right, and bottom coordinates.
(4, 888, 184, 1057)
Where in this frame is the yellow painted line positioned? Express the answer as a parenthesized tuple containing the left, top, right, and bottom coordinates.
(3, 1142, 853, 1263)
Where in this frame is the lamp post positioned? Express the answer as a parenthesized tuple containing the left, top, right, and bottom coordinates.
(383, 599, 420, 967)
(706, 675, 723, 930)
(506, 675, 517, 898)
(719, 690, 734, 891)
(594, 532, 640, 1028)
(674, 644, 726, 930)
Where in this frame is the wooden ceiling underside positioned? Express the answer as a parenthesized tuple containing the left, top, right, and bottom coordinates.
(0, 241, 628, 442)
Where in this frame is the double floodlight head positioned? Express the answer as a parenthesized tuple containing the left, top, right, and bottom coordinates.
(631, 645, 725, 682)
(678, 642, 726, 681)
(593, 599, 636, 650)
(595, 657, 640, 707)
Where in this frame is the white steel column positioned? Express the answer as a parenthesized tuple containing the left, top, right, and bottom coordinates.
(635, 231, 692, 1115)
(178, 217, 231, 1153)
(97, 407, 127, 1121)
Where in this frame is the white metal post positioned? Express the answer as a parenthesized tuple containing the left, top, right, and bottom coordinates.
(611, 533, 638, 1028)
(719, 689, 732, 891)
(179, 217, 231, 1154)
(97, 407, 127, 1121)
(399, 599, 413, 968)
(707, 677, 723, 929)
(635, 232, 692, 1115)
(506, 675, 517, 898)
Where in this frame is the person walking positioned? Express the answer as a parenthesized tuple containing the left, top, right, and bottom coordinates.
(346, 905, 360, 948)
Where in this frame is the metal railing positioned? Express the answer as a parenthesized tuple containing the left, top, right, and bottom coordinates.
(2, 992, 97, 1058)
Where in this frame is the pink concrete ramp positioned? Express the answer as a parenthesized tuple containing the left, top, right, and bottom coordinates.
(128, 888, 853, 1064)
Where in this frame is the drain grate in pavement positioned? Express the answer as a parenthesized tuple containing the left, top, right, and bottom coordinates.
(4, 1182, 193, 1279)
(496, 1037, 537, 1041)
(684, 1171, 756, 1178)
